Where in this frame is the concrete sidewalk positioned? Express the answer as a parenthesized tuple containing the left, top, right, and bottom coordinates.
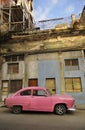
(76, 104, 85, 110)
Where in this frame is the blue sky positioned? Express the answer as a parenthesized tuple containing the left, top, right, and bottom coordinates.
(33, 0, 85, 21)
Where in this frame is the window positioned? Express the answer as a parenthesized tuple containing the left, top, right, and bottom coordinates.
(33, 90, 47, 96)
(28, 79, 38, 86)
(2, 80, 9, 94)
(19, 55, 24, 61)
(65, 78, 82, 92)
(5, 56, 11, 62)
(12, 55, 17, 61)
(20, 90, 31, 96)
(8, 63, 19, 74)
(9, 80, 22, 93)
(5, 55, 24, 62)
(65, 59, 78, 66)
(38, 90, 47, 96)
(64, 59, 79, 71)
(33, 90, 38, 96)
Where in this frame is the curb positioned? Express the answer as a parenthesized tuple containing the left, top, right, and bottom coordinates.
(0, 105, 6, 108)
(76, 105, 85, 110)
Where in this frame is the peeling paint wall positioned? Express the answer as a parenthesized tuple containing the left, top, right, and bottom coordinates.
(0, 34, 85, 54)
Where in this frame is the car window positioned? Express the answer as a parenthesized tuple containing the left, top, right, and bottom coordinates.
(33, 90, 37, 96)
(46, 89, 52, 95)
(20, 90, 31, 96)
(33, 90, 47, 96)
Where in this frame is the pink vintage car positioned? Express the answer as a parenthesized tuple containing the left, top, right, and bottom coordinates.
(4, 87, 76, 115)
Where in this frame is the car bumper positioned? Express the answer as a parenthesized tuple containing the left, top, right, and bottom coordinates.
(68, 105, 76, 111)
(68, 108, 76, 111)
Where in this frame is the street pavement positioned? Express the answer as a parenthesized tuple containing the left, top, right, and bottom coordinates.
(0, 107, 85, 130)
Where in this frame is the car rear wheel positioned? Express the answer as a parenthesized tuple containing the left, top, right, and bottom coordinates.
(12, 106, 22, 114)
(54, 104, 66, 115)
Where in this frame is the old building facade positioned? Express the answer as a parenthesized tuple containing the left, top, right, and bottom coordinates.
(0, 6, 85, 108)
(0, 27, 85, 106)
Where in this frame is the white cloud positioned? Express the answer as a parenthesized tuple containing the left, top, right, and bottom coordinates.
(33, 0, 59, 21)
(65, 5, 75, 15)
(52, 0, 58, 4)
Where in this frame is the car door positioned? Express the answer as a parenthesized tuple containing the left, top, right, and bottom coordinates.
(18, 89, 32, 110)
(30, 89, 52, 111)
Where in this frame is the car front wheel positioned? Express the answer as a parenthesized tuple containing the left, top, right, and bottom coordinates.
(54, 104, 66, 115)
(12, 106, 22, 114)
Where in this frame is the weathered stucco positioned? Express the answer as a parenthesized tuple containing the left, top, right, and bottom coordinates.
(0, 29, 85, 54)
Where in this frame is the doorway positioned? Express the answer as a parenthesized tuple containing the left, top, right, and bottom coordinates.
(46, 78, 56, 94)
(28, 79, 38, 86)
